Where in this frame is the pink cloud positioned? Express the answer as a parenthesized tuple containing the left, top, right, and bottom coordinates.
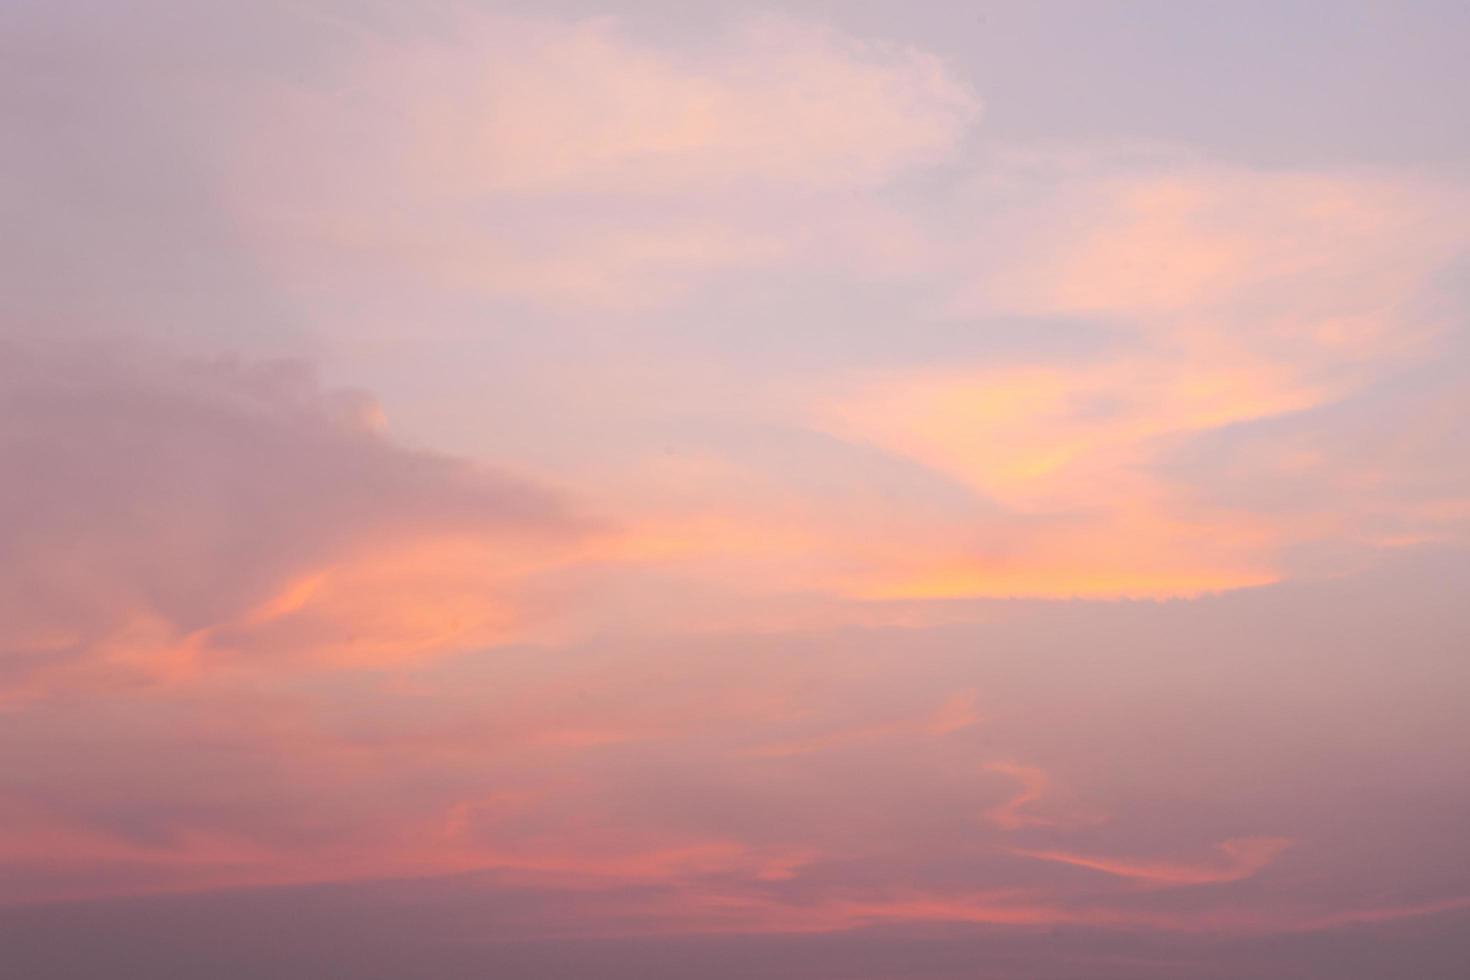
(1012, 837, 1293, 886)
(229, 11, 978, 314)
(0, 342, 588, 696)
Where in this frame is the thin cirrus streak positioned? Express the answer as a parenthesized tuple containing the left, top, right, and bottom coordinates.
(4, 3, 1470, 978)
(1010, 837, 1295, 886)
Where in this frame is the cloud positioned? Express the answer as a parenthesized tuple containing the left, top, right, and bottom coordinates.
(229, 10, 979, 313)
(175, 7, 1470, 610)
(6, 550, 1469, 933)
(983, 763, 1057, 830)
(1012, 837, 1293, 886)
(4, 6, 1470, 969)
(798, 158, 1470, 599)
(816, 355, 1307, 598)
(0, 341, 586, 694)
(265, 11, 978, 194)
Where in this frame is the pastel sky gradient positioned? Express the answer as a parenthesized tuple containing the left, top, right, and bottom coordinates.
(4, 2, 1470, 977)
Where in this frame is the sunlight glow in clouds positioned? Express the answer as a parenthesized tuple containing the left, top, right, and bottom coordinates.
(4, 2, 1470, 978)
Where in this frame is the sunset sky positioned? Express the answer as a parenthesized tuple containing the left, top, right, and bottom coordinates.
(4, 2, 1470, 977)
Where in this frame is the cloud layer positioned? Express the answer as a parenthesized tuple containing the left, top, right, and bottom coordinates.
(3, 3, 1470, 978)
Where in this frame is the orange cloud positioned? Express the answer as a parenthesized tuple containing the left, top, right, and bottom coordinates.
(204, 535, 575, 667)
(959, 162, 1465, 338)
(814, 357, 1306, 599)
(798, 165, 1468, 601)
(0, 345, 588, 697)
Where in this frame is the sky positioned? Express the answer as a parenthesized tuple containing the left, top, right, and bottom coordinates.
(3, 1, 1470, 977)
